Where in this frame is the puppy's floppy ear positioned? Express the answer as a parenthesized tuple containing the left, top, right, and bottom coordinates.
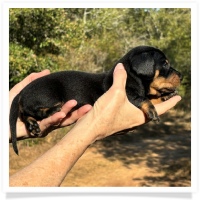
(130, 52, 155, 79)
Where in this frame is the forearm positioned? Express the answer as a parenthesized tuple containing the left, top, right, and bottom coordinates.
(9, 114, 96, 187)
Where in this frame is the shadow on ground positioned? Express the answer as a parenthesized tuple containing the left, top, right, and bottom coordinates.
(94, 109, 191, 186)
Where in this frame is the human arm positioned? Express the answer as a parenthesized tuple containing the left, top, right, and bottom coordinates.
(9, 70, 92, 141)
(9, 63, 181, 186)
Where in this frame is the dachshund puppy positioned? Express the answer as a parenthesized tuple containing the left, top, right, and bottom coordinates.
(10, 46, 182, 154)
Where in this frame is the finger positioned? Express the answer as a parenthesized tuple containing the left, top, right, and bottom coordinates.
(60, 100, 77, 114)
(31, 69, 50, 82)
(76, 104, 92, 116)
(155, 95, 182, 116)
(39, 112, 66, 131)
(112, 63, 127, 89)
(16, 69, 51, 91)
(10, 69, 51, 102)
(60, 104, 92, 126)
(38, 100, 87, 131)
(39, 99, 78, 129)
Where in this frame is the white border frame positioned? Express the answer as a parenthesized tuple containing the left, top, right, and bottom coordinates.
(1, 0, 198, 197)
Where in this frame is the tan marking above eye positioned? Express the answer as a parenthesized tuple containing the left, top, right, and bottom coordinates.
(165, 60, 169, 64)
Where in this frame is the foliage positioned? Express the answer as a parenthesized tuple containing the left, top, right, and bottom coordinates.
(9, 8, 191, 109)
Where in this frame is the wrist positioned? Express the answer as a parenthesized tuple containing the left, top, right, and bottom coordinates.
(70, 110, 101, 144)
(71, 108, 114, 144)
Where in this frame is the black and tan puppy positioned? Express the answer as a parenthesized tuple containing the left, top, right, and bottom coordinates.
(10, 46, 182, 154)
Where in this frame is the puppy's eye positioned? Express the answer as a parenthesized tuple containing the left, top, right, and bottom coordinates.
(163, 62, 169, 69)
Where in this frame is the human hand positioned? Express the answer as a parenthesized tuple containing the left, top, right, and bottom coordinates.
(75, 63, 181, 142)
(9, 70, 92, 140)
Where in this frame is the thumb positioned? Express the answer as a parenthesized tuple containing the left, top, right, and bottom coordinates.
(31, 69, 50, 82)
(155, 95, 182, 116)
(112, 63, 127, 89)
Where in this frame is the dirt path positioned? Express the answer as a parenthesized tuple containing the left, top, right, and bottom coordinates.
(9, 109, 191, 187)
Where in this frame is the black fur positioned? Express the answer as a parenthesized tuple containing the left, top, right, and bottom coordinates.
(9, 46, 182, 154)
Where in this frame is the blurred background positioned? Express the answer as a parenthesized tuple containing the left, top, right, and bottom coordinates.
(9, 8, 191, 187)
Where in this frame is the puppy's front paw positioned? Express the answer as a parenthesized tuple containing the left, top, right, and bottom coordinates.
(140, 100, 160, 122)
(147, 108, 160, 122)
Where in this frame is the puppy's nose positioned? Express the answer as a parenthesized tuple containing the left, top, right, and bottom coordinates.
(174, 69, 182, 81)
(178, 72, 183, 81)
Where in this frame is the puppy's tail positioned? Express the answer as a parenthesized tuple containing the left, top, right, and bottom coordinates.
(9, 94, 20, 155)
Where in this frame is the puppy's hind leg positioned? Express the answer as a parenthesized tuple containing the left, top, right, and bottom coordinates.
(38, 102, 64, 118)
(24, 116, 41, 137)
(23, 102, 64, 137)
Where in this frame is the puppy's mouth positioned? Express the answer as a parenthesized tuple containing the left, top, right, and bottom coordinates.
(148, 89, 178, 103)
(148, 84, 178, 97)
(159, 87, 178, 95)
(148, 89, 178, 98)
(161, 89, 178, 97)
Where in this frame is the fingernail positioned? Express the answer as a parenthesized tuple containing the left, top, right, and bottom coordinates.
(114, 63, 124, 72)
(69, 100, 77, 107)
(176, 95, 182, 102)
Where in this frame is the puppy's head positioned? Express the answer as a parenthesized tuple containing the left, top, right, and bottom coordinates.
(122, 46, 182, 97)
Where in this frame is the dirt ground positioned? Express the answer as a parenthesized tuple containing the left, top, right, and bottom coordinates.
(9, 109, 191, 187)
